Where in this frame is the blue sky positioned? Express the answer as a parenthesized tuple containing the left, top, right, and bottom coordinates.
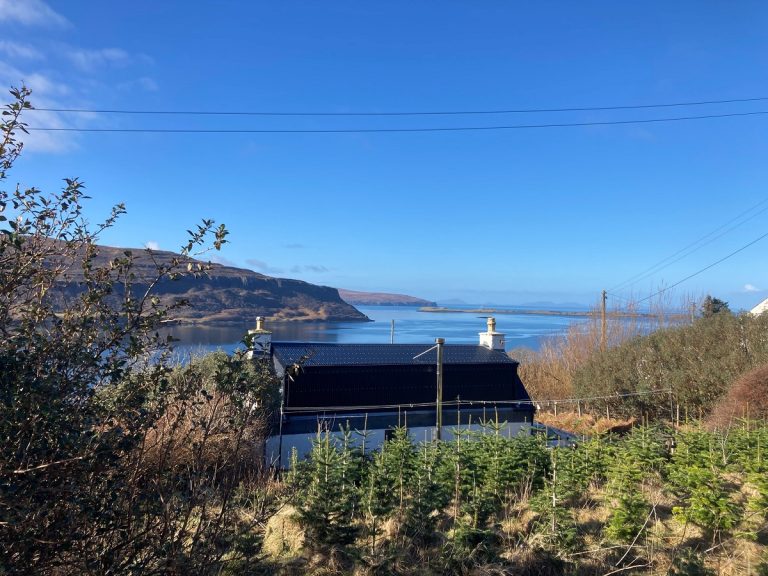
(1, 1, 767, 310)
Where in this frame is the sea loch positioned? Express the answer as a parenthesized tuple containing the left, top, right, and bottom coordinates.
(164, 305, 592, 358)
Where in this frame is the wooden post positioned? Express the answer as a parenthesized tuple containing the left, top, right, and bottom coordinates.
(457, 395, 461, 432)
(436, 338, 444, 441)
(601, 289, 607, 351)
(551, 452, 557, 533)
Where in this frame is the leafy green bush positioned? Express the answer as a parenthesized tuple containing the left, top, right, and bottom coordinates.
(573, 312, 768, 420)
(0, 87, 278, 575)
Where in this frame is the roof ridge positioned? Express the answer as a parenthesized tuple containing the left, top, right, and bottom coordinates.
(271, 341, 487, 346)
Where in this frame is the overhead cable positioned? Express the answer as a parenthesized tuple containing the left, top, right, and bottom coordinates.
(633, 229, 768, 305)
(281, 388, 674, 414)
(609, 197, 768, 293)
(30, 95, 768, 117)
(26, 109, 768, 134)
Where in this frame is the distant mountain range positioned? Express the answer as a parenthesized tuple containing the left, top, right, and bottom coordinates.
(338, 288, 437, 307)
(48, 244, 369, 324)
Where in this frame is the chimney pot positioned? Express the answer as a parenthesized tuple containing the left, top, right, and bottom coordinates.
(247, 316, 272, 360)
(479, 316, 505, 351)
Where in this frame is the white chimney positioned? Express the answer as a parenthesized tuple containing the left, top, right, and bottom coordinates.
(479, 316, 505, 351)
(246, 316, 272, 359)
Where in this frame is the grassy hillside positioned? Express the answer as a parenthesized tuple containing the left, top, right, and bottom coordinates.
(46, 243, 370, 324)
(338, 288, 437, 307)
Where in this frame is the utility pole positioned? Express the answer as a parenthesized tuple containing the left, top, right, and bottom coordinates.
(436, 338, 444, 440)
(390, 319, 395, 344)
(601, 290, 607, 352)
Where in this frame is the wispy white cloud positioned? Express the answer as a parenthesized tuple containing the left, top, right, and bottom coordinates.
(0, 4, 156, 155)
(0, 0, 69, 28)
(66, 47, 131, 71)
(16, 109, 78, 153)
(627, 127, 656, 142)
(19, 70, 70, 97)
(118, 76, 159, 92)
(0, 61, 78, 152)
(210, 254, 237, 267)
(744, 283, 761, 293)
(0, 60, 68, 96)
(145, 241, 160, 251)
(0, 40, 44, 60)
(290, 264, 329, 274)
(246, 258, 284, 275)
(0, 45, 155, 153)
(135, 76, 159, 92)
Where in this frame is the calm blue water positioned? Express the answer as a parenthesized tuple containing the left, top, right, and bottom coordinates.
(164, 305, 592, 358)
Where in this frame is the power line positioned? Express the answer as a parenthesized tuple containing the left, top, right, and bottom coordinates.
(281, 388, 674, 413)
(30, 95, 768, 117)
(27, 109, 768, 134)
(604, 292, 635, 304)
(633, 229, 768, 305)
(609, 197, 768, 293)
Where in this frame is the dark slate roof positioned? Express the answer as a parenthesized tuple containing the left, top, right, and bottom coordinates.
(271, 342, 515, 369)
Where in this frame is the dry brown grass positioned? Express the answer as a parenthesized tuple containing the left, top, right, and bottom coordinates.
(262, 505, 305, 561)
(140, 386, 268, 482)
(534, 410, 637, 436)
(513, 297, 688, 411)
(707, 362, 768, 431)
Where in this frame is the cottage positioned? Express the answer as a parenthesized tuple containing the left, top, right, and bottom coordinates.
(750, 297, 768, 316)
(249, 317, 535, 467)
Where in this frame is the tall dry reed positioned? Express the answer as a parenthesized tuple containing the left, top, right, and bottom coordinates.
(513, 294, 692, 407)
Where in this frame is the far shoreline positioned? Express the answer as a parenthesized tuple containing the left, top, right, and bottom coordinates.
(418, 306, 678, 320)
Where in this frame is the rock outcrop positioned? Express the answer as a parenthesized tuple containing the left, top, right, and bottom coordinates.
(48, 244, 369, 324)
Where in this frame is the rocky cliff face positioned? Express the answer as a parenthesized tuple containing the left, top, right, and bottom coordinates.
(49, 244, 369, 324)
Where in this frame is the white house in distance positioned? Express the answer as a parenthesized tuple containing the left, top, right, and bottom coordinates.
(750, 297, 768, 316)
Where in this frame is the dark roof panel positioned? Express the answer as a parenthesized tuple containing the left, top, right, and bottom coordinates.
(272, 342, 515, 369)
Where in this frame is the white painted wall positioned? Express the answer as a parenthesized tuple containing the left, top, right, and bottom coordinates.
(478, 331, 505, 350)
(750, 298, 768, 316)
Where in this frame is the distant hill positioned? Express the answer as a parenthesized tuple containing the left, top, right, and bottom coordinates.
(338, 288, 436, 307)
(47, 244, 369, 324)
